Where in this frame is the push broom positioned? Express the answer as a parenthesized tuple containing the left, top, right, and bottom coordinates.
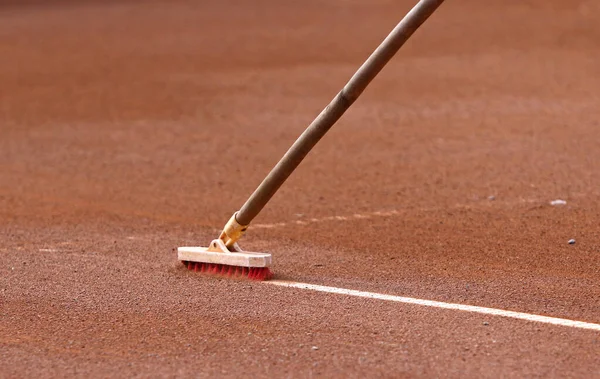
(178, 0, 446, 280)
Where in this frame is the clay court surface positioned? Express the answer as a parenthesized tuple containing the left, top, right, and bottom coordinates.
(1, 0, 600, 377)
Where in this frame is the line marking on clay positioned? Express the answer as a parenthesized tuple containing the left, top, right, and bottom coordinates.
(252, 208, 398, 229)
(251, 197, 555, 230)
(267, 280, 600, 332)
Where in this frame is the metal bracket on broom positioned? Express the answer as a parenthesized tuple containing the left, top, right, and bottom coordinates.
(178, 0, 446, 280)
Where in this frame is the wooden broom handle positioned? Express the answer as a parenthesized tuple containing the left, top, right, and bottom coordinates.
(236, 0, 446, 226)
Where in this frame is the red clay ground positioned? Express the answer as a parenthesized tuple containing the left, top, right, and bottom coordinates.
(1, 0, 600, 377)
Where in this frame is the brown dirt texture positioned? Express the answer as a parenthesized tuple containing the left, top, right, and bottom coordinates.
(1, 0, 599, 377)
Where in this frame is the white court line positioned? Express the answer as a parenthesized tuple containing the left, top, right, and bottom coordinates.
(267, 280, 600, 332)
(252, 210, 400, 229)
(250, 197, 545, 230)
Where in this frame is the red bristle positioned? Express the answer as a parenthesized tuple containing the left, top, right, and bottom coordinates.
(185, 262, 273, 281)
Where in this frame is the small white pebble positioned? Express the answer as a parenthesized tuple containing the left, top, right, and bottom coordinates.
(568, 239, 576, 245)
(488, 195, 496, 201)
(550, 199, 567, 206)
(311, 346, 319, 351)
